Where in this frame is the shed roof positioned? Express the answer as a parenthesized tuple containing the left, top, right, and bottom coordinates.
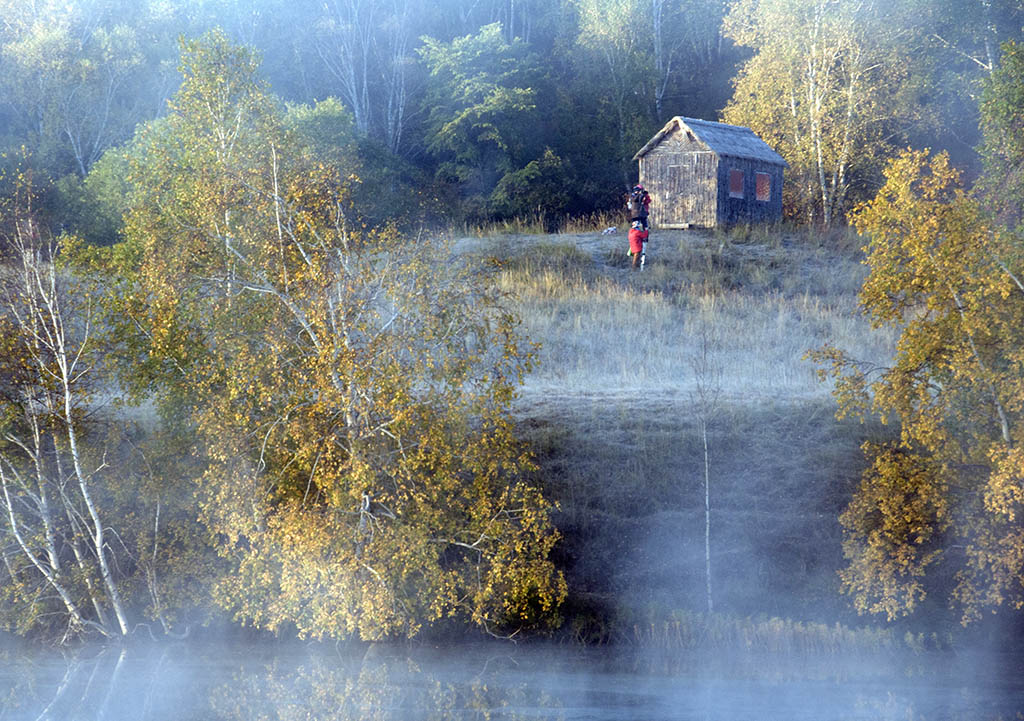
(633, 117, 788, 167)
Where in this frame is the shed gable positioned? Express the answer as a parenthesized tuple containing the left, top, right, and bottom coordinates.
(634, 117, 788, 168)
(644, 123, 711, 156)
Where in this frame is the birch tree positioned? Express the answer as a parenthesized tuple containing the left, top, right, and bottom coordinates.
(315, 0, 377, 135)
(924, 0, 1024, 77)
(650, 0, 705, 121)
(811, 149, 1024, 622)
(60, 24, 145, 177)
(0, 216, 130, 639)
(689, 317, 721, 614)
(650, 0, 672, 119)
(376, 0, 415, 154)
(312, 0, 421, 154)
(572, 0, 653, 176)
(0, 3, 150, 178)
(722, 0, 913, 225)
(0, 18, 76, 173)
(105, 31, 564, 640)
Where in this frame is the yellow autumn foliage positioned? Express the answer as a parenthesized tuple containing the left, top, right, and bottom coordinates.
(815, 148, 1024, 623)
(91, 31, 564, 640)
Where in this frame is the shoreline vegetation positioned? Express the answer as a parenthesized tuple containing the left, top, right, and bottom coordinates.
(0, 215, 914, 653)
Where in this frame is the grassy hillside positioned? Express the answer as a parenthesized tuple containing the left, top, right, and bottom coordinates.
(464, 225, 902, 638)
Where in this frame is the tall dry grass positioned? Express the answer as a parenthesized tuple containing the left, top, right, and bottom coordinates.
(485, 227, 895, 404)
(457, 214, 548, 237)
(452, 210, 629, 238)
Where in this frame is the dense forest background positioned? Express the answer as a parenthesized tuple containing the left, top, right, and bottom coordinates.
(1, 0, 1022, 237)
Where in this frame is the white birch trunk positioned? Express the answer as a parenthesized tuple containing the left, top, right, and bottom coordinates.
(701, 416, 713, 614)
(0, 231, 131, 638)
(38, 253, 131, 636)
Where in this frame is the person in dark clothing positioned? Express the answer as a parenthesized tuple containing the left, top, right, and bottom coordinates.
(628, 184, 651, 230)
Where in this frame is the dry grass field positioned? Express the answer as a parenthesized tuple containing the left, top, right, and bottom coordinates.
(475, 225, 895, 403)
(456, 224, 906, 640)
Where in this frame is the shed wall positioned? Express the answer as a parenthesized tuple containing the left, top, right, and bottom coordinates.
(715, 156, 784, 226)
(638, 126, 717, 228)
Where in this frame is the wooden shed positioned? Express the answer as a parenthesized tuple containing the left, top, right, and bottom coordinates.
(633, 117, 787, 229)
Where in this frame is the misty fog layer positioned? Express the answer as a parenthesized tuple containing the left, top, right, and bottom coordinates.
(4, 640, 1023, 721)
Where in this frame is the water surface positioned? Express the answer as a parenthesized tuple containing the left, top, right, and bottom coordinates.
(2, 639, 1021, 720)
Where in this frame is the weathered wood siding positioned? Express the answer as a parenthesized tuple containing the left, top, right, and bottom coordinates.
(636, 119, 786, 229)
(715, 157, 784, 226)
(638, 126, 717, 228)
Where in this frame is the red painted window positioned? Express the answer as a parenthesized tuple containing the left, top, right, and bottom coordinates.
(729, 169, 744, 199)
(756, 172, 771, 202)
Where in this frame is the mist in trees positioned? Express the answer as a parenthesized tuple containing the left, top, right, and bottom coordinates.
(1, 0, 1018, 233)
(0, 173, 211, 641)
(0, 28, 568, 644)
(1, 0, 1023, 645)
(0, 0, 737, 233)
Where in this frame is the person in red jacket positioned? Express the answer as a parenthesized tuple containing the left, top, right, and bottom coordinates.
(628, 220, 648, 270)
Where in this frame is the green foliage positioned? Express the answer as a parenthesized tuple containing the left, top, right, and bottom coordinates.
(0, 19, 74, 172)
(569, 0, 658, 180)
(284, 97, 359, 162)
(978, 40, 1024, 231)
(0, 6, 152, 181)
(284, 98, 435, 227)
(419, 23, 539, 214)
(53, 148, 132, 245)
(0, 0, 1015, 230)
(490, 149, 574, 231)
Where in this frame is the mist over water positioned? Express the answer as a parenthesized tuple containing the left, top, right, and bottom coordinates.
(2, 639, 1022, 720)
